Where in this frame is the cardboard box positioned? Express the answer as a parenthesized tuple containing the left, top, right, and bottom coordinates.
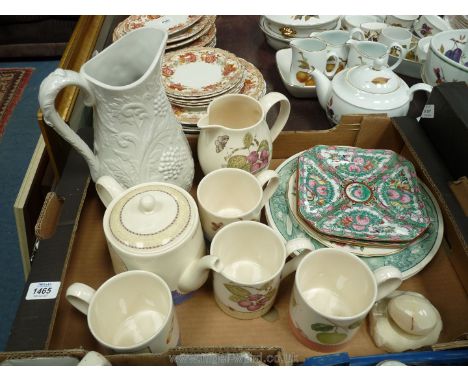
(6, 116, 468, 364)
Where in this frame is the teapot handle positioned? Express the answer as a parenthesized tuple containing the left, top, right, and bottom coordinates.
(258, 92, 291, 142)
(39, 69, 99, 180)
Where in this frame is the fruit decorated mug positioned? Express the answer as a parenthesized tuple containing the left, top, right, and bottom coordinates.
(210, 221, 315, 319)
(287, 248, 402, 351)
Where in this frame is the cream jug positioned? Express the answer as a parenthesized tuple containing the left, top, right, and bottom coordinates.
(95, 175, 223, 301)
(196, 93, 290, 175)
(39, 27, 194, 190)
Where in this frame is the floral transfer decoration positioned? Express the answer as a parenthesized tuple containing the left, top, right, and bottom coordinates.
(296, 145, 431, 243)
(217, 132, 270, 174)
(224, 281, 277, 312)
(162, 47, 244, 97)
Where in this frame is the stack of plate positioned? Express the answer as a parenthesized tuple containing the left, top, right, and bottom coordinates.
(113, 15, 217, 50)
(162, 46, 266, 132)
(446, 15, 468, 29)
(294, 145, 432, 250)
(265, 146, 444, 280)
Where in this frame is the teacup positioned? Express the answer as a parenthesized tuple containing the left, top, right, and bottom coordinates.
(351, 22, 388, 42)
(379, 26, 415, 55)
(347, 40, 405, 70)
(414, 15, 450, 38)
(66, 270, 179, 353)
(197, 168, 279, 241)
(211, 221, 315, 319)
(286, 248, 402, 350)
(384, 15, 419, 29)
(290, 37, 339, 85)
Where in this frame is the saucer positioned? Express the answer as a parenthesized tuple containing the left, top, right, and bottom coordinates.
(276, 49, 317, 98)
(265, 151, 444, 280)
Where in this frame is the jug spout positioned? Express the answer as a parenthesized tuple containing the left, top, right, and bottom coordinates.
(95, 176, 126, 207)
(196, 115, 223, 131)
(309, 67, 332, 111)
(177, 255, 223, 294)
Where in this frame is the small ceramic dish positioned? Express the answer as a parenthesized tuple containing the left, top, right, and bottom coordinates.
(275, 48, 317, 98)
(296, 145, 431, 244)
(259, 16, 290, 50)
(264, 15, 340, 38)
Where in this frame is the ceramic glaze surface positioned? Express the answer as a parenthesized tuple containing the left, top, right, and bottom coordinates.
(39, 28, 194, 190)
(297, 146, 430, 243)
(265, 151, 444, 279)
(109, 184, 193, 252)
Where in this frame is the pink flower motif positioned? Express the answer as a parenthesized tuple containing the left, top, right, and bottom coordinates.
(326, 205, 334, 211)
(387, 189, 400, 200)
(308, 179, 316, 187)
(400, 194, 411, 204)
(259, 149, 269, 161)
(247, 151, 259, 164)
(349, 164, 361, 172)
(161, 66, 174, 77)
(353, 224, 366, 231)
(356, 215, 370, 226)
(251, 162, 262, 173)
(353, 157, 364, 165)
(316, 186, 328, 195)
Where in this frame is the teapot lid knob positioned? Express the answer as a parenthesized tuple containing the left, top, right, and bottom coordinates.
(139, 194, 157, 214)
(372, 58, 386, 70)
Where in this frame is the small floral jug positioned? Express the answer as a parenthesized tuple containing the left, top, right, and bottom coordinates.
(197, 93, 290, 175)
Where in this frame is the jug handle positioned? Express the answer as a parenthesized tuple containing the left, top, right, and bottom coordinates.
(258, 92, 291, 142)
(39, 69, 99, 180)
(387, 43, 406, 71)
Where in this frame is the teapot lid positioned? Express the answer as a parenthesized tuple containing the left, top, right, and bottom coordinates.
(107, 184, 196, 253)
(346, 59, 400, 94)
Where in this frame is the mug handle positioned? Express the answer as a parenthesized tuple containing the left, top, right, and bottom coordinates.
(95, 175, 126, 207)
(350, 28, 365, 41)
(373, 266, 403, 301)
(280, 238, 315, 280)
(66, 282, 96, 315)
(38, 69, 99, 180)
(387, 42, 406, 71)
(255, 170, 280, 211)
(258, 92, 291, 142)
(324, 52, 340, 77)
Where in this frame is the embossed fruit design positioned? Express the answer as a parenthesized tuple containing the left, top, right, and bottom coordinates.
(224, 282, 277, 313)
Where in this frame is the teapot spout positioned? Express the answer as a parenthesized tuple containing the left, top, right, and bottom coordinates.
(309, 66, 332, 111)
(177, 255, 223, 294)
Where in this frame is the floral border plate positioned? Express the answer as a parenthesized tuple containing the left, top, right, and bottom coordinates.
(166, 20, 216, 50)
(265, 152, 444, 280)
(113, 15, 203, 41)
(297, 145, 431, 244)
(167, 16, 216, 44)
(163, 47, 244, 98)
(171, 58, 266, 126)
(287, 171, 400, 257)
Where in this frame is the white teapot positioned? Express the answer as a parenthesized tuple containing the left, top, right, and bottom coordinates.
(309, 57, 433, 125)
(96, 176, 223, 298)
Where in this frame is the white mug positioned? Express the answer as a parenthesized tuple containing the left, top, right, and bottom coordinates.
(66, 270, 180, 353)
(197, 168, 279, 241)
(211, 221, 315, 319)
(351, 22, 389, 42)
(378, 26, 415, 54)
(347, 40, 405, 70)
(290, 38, 339, 85)
(287, 248, 402, 350)
(384, 15, 419, 29)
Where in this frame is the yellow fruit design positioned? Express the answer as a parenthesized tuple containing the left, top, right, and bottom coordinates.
(296, 71, 310, 83)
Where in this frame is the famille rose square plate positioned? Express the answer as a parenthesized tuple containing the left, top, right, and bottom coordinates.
(296, 145, 431, 245)
(265, 151, 444, 280)
(162, 47, 244, 98)
(113, 15, 203, 41)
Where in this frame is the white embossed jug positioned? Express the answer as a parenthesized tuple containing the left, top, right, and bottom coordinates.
(39, 27, 194, 190)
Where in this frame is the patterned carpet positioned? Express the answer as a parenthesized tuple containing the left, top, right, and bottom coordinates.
(0, 68, 33, 139)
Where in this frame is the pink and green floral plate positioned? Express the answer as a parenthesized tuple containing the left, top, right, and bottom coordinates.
(297, 145, 431, 244)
